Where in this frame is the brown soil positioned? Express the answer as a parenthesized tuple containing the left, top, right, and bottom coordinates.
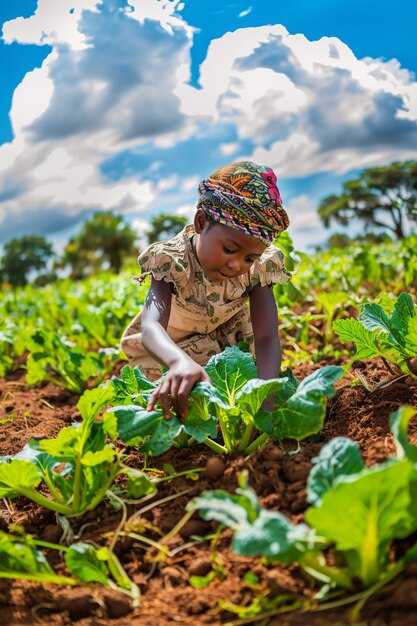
(1, 358, 417, 626)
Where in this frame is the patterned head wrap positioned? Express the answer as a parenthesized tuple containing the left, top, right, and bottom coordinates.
(197, 161, 289, 244)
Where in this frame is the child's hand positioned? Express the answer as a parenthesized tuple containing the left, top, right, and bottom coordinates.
(146, 357, 211, 420)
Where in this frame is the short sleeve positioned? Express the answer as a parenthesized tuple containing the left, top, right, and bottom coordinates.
(250, 245, 291, 288)
(136, 240, 190, 289)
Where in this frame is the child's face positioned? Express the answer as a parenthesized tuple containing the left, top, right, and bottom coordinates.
(194, 211, 267, 282)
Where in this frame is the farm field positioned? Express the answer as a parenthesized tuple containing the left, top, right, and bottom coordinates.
(1, 235, 417, 626)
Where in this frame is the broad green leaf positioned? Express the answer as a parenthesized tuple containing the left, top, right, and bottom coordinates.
(236, 379, 285, 418)
(102, 410, 118, 440)
(306, 437, 364, 506)
(184, 414, 218, 442)
(391, 293, 416, 338)
(306, 460, 417, 587)
(0, 460, 42, 498)
(333, 319, 381, 361)
(112, 405, 182, 456)
(187, 381, 225, 418)
(188, 489, 260, 528)
(255, 366, 343, 441)
(81, 446, 118, 466)
(123, 467, 155, 498)
(77, 384, 114, 426)
(296, 366, 343, 397)
(65, 543, 108, 585)
(405, 317, 417, 357)
(233, 508, 306, 564)
(16, 443, 60, 474)
(188, 486, 307, 564)
(359, 303, 392, 334)
(390, 406, 417, 462)
(111, 365, 156, 405)
(38, 427, 79, 460)
(205, 346, 257, 406)
(0, 532, 54, 575)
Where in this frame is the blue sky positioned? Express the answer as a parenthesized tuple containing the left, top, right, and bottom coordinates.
(0, 0, 416, 251)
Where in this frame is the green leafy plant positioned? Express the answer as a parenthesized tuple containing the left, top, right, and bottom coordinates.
(108, 347, 343, 456)
(0, 529, 139, 605)
(315, 291, 351, 342)
(0, 386, 154, 515)
(334, 292, 417, 379)
(25, 330, 121, 393)
(188, 407, 417, 596)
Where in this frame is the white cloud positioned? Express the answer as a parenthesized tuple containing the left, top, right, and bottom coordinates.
(180, 176, 199, 192)
(219, 142, 240, 156)
(2, 0, 100, 50)
(177, 25, 417, 177)
(126, 0, 189, 36)
(1, 4, 416, 247)
(284, 194, 327, 250)
(176, 203, 194, 221)
(0, 0, 192, 242)
(238, 7, 253, 19)
(157, 174, 179, 191)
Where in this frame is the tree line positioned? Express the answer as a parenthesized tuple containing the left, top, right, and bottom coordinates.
(1, 160, 416, 287)
(0, 213, 188, 287)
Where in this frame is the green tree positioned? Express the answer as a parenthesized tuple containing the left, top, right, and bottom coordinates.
(318, 161, 417, 240)
(326, 231, 391, 250)
(59, 212, 137, 278)
(146, 214, 188, 245)
(0, 235, 54, 287)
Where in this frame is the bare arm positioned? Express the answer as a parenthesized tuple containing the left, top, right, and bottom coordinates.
(141, 278, 210, 418)
(250, 284, 282, 407)
(141, 278, 182, 368)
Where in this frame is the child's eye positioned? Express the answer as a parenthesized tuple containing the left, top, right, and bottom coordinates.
(244, 257, 255, 264)
(223, 246, 235, 254)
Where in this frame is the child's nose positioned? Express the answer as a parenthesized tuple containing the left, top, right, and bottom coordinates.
(227, 258, 241, 272)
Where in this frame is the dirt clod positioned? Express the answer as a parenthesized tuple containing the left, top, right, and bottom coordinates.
(188, 557, 212, 577)
(205, 456, 226, 480)
(103, 592, 132, 618)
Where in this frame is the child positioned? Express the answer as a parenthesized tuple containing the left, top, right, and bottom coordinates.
(121, 161, 291, 419)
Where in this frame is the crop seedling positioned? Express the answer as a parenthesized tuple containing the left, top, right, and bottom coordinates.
(334, 292, 417, 381)
(25, 330, 121, 393)
(188, 406, 417, 617)
(107, 346, 343, 456)
(0, 385, 155, 515)
(0, 528, 140, 606)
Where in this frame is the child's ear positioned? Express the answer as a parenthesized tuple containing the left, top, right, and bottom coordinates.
(194, 209, 208, 234)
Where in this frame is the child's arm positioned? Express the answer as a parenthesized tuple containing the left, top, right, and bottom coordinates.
(250, 284, 281, 409)
(141, 277, 211, 419)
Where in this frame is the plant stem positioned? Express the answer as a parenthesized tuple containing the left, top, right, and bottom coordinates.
(71, 456, 83, 513)
(86, 468, 120, 512)
(300, 551, 353, 590)
(174, 430, 189, 448)
(203, 438, 228, 455)
(223, 600, 303, 626)
(42, 474, 66, 505)
(0, 571, 77, 585)
(217, 411, 234, 452)
(154, 468, 205, 483)
(107, 550, 139, 602)
(244, 432, 270, 456)
(238, 423, 253, 451)
(118, 531, 168, 554)
(18, 487, 72, 515)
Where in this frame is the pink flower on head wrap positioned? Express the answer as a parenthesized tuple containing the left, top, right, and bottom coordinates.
(261, 169, 282, 203)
